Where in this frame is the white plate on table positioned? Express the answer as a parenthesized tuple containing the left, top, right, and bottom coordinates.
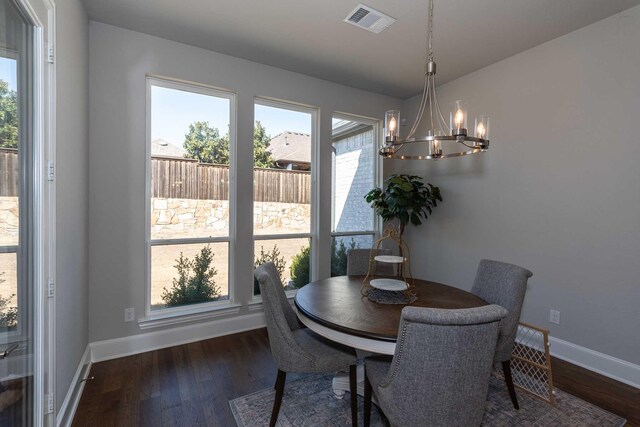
(370, 278, 408, 291)
(374, 255, 405, 263)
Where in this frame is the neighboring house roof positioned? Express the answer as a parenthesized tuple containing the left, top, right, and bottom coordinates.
(331, 119, 371, 140)
(267, 131, 311, 166)
(151, 138, 187, 158)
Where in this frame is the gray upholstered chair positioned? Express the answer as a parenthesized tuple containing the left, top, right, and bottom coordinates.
(346, 248, 394, 276)
(255, 262, 358, 427)
(364, 305, 509, 427)
(471, 259, 533, 410)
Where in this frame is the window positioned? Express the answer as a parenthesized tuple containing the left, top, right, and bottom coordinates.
(0, 51, 21, 338)
(0, 11, 33, 344)
(146, 78, 235, 317)
(331, 114, 380, 276)
(253, 100, 315, 295)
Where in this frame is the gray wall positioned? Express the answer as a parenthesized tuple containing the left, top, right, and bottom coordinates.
(391, 6, 640, 364)
(88, 22, 400, 342)
(55, 0, 89, 412)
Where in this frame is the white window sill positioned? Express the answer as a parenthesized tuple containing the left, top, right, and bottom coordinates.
(248, 298, 264, 312)
(138, 301, 242, 330)
(248, 293, 296, 312)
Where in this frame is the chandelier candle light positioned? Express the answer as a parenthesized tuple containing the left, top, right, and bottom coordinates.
(381, 0, 491, 160)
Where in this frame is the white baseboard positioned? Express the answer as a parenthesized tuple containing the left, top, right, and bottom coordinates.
(549, 336, 640, 389)
(90, 311, 266, 363)
(56, 345, 92, 427)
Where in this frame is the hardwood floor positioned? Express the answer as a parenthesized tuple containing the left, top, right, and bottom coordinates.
(72, 328, 639, 426)
(551, 357, 640, 426)
(73, 329, 280, 426)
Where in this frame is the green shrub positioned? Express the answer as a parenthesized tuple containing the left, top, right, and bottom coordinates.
(0, 295, 17, 332)
(331, 238, 356, 277)
(289, 245, 311, 289)
(254, 244, 286, 295)
(162, 245, 221, 307)
(0, 273, 17, 332)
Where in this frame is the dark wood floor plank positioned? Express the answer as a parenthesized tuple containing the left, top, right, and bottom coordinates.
(185, 341, 214, 384)
(137, 350, 160, 401)
(96, 389, 123, 427)
(172, 345, 199, 402)
(115, 352, 144, 426)
(157, 346, 183, 412)
(551, 357, 640, 427)
(139, 396, 162, 427)
(71, 328, 639, 427)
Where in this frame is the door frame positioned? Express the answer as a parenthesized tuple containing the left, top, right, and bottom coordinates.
(11, 0, 56, 425)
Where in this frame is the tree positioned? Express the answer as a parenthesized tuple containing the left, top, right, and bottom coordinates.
(0, 273, 17, 332)
(253, 244, 286, 295)
(0, 80, 18, 149)
(253, 121, 276, 168)
(183, 121, 230, 164)
(290, 245, 310, 289)
(161, 245, 221, 307)
(331, 238, 357, 277)
(182, 120, 276, 168)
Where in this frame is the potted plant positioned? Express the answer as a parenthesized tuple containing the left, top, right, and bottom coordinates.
(365, 174, 442, 240)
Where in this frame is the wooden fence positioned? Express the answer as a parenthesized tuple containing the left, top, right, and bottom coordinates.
(0, 151, 311, 203)
(151, 156, 310, 203)
(0, 149, 19, 197)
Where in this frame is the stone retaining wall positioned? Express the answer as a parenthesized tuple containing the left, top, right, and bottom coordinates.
(151, 198, 311, 240)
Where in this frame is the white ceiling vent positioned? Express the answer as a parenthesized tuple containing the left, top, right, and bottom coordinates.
(344, 4, 396, 34)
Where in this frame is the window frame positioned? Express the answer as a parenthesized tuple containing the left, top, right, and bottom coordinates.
(252, 97, 319, 301)
(0, 48, 27, 344)
(330, 112, 383, 250)
(143, 76, 238, 325)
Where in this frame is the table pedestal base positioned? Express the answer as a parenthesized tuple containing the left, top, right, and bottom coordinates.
(331, 363, 378, 405)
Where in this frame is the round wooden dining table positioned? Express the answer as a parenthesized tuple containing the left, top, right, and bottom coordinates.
(294, 275, 488, 398)
(294, 275, 488, 355)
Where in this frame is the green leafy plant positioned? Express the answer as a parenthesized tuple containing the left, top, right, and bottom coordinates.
(183, 120, 276, 168)
(0, 273, 17, 332)
(162, 245, 221, 307)
(365, 174, 442, 237)
(183, 121, 230, 164)
(253, 121, 277, 168)
(0, 294, 17, 331)
(289, 245, 310, 289)
(254, 244, 286, 295)
(0, 80, 18, 149)
(331, 238, 356, 277)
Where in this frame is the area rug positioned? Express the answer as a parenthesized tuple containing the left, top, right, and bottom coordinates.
(229, 373, 626, 426)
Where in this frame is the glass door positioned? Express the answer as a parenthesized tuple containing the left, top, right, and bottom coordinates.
(0, 0, 36, 425)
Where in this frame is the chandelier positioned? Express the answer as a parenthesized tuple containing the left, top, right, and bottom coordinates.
(381, 0, 490, 160)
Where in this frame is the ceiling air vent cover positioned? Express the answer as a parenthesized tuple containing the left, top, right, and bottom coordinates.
(344, 4, 396, 34)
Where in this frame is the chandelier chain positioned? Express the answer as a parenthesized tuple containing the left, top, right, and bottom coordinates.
(427, 0, 434, 62)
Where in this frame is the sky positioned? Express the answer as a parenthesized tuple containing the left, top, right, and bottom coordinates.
(0, 57, 17, 90)
(151, 85, 312, 148)
(3, 66, 341, 150)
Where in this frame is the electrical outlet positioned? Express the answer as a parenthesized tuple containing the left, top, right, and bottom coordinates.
(124, 307, 135, 322)
(549, 309, 561, 325)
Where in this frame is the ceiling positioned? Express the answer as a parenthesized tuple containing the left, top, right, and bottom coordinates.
(81, 0, 640, 99)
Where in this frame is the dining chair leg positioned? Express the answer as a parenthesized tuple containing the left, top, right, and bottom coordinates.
(270, 369, 286, 427)
(502, 360, 519, 410)
(364, 368, 372, 427)
(349, 364, 358, 427)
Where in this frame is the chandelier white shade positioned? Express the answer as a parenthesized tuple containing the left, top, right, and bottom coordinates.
(381, 0, 491, 160)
